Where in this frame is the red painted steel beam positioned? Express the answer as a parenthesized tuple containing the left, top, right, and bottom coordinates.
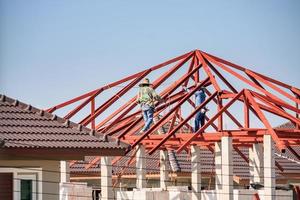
(124, 131, 265, 141)
(221, 90, 293, 122)
(144, 141, 264, 148)
(96, 56, 190, 131)
(159, 62, 203, 99)
(186, 98, 218, 131)
(285, 141, 300, 146)
(112, 156, 122, 165)
(253, 92, 300, 126)
(276, 162, 284, 172)
(91, 99, 95, 129)
(202, 53, 288, 106)
(148, 91, 218, 155)
(244, 96, 249, 128)
(177, 90, 244, 153)
(48, 50, 193, 115)
(221, 90, 262, 120)
(127, 77, 211, 153)
(201, 50, 300, 92)
(116, 92, 187, 139)
(183, 54, 197, 86)
(246, 69, 300, 105)
(100, 90, 187, 134)
(250, 90, 300, 115)
(48, 69, 149, 114)
(101, 119, 135, 136)
(217, 96, 223, 131)
(85, 156, 101, 169)
(108, 59, 200, 135)
(196, 51, 221, 92)
(69, 160, 77, 167)
(292, 88, 300, 97)
(203, 51, 300, 123)
(253, 193, 260, 200)
(287, 146, 300, 161)
(203, 55, 238, 93)
(95, 98, 135, 130)
(81, 70, 151, 126)
(126, 106, 171, 137)
(295, 94, 300, 129)
(166, 111, 178, 135)
(194, 52, 201, 83)
(244, 90, 285, 151)
(234, 146, 249, 163)
(246, 72, 266, 90)
(119, 66, 208, 140)
(46, 90, 98, 113)
(244, 72, 285, 111)
(64, 88, 104, 120)
(124, 128, 295, 142)
(132, 129, 300, 147)
(205, 116, 218, 131)
(98, 52, 195, 132)
(46, 49, 300, 161)
(176, 112, 194, 133)
(205, 90, 243, 128)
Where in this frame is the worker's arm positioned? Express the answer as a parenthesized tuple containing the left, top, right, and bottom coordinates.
(182, 86, 190, 93)
(136, 89, 141, 104)
(150, 88, 162, 102)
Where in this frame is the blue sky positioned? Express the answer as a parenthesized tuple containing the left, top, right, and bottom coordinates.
(1, 1, 300, 127)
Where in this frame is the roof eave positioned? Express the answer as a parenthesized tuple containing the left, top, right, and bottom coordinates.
(0, 147, 127, 161)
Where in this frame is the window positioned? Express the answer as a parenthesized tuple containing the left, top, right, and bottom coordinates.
(17, 174, 37, 200)
(0, 168, 42, 200)
(21, 179, 32, 200)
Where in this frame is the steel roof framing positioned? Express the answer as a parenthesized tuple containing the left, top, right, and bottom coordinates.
(47, 49, 300, 168)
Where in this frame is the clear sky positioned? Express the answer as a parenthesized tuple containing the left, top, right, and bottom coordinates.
(1, 0, 300, 114)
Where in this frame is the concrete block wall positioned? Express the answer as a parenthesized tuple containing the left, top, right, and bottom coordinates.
(116, 189, 293, 200)
(60, 182, 92, 200)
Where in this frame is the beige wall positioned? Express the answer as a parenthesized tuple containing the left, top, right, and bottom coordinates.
(0, 160, 60, 200)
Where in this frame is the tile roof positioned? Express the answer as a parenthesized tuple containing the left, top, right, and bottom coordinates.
(0, 94, 129, 151)
(71, 120, 300, 179)
(71, 146, 300, 179)
(276, 121, 295, 129)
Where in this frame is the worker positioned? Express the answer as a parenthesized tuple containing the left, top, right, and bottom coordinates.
(194, 87, 208, 132)
(182, 85, 208, 132)
(137, 78, 162, 133)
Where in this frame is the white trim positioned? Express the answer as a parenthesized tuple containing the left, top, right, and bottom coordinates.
(0, 167, 42, 200)
(17, 174, 37, 200)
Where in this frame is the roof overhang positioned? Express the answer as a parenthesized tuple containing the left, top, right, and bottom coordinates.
(0, 148, 126, 160)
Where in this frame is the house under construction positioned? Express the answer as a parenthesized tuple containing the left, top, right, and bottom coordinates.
(48, 49, 300, 200)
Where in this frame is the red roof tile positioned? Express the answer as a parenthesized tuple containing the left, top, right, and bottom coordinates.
(0, 94, 129, 151)
(71, 146, 300, 179)
(276, 121, 295, 129)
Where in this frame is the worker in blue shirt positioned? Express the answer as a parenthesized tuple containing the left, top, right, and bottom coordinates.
(194, 87, 208, 132)
(182, 86, 208, 132)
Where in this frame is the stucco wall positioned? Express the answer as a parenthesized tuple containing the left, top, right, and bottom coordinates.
(0, 160, 60, 200)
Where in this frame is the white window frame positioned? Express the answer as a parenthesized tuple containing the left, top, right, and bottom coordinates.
(0, 167, 42, 200)
(17, 173, 37, 200)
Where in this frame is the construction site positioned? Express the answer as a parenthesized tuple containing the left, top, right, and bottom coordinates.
(1, 1, 300, 200)
(40, 49, 299, 200)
